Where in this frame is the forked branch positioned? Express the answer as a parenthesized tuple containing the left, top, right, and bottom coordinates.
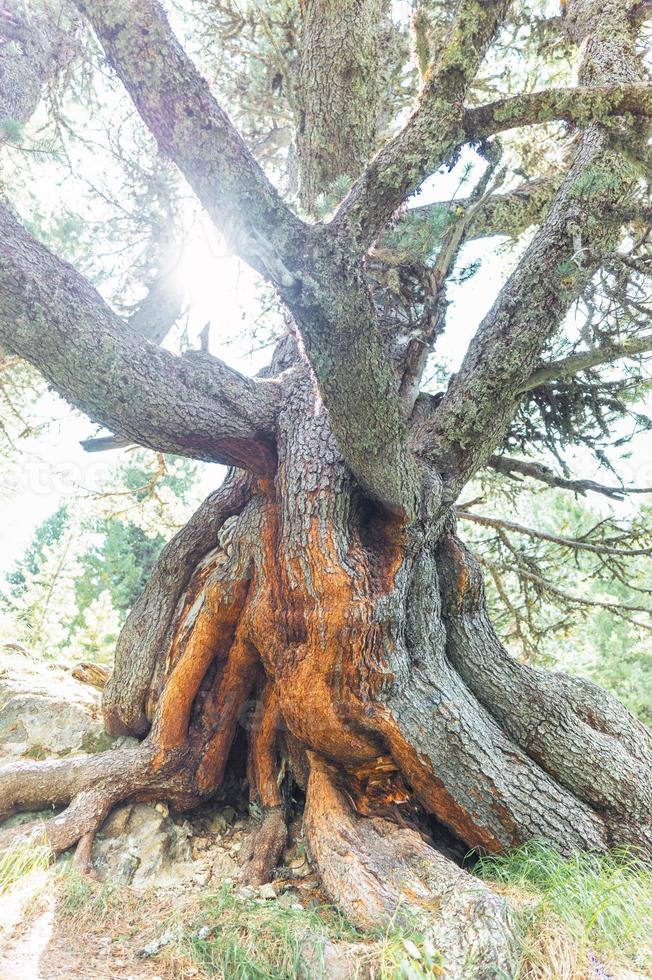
(332, 0, 510, 248)
(418, 0, 647, 495)
(73, 0, 306, 285)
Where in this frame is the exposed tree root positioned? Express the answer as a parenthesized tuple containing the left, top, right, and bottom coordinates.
(71, 663, 112, 690)
(1, 450, 649, 979)
(437, 533, 652, 851)
(239, 808, 288, 886)
(73, 829, 99, 877)
(304, 754, 517, 979)
(103, 469, 252, 737)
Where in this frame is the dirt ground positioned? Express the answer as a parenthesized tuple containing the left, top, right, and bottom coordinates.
(0, 870, 204, 980)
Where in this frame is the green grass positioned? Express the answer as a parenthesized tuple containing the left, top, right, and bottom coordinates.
(177, 883, 450, 980)
(55, 860, 118, 918)
(0, 836, 51, 894)
(179, 883, 360, 979)
(475, 841, 652, 977)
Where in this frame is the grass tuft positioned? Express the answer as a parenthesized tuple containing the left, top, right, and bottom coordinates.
(475, 841, 652, 978)
(55, 860, 118, 920)
(0, 836, 51, 894)
(179, 883, 360, 979)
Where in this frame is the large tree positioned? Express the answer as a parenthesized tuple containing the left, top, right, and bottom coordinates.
(1, 0, 652, 973)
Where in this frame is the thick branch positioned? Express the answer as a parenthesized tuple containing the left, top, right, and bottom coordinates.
(0, 204, 279, 473)
(73, 0, 305, 285)
(332, 0, 510, 248)
(295, 0, 386, 212)
(0, 0, 73, 127)
(464, 82, 652, 140)
(519, 332, 652, 391)
(409, 176, 558, 241)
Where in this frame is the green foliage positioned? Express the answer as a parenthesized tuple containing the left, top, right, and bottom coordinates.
(74, 519, 165, 616)
(1, 453, 200, 663)
(5, 505, 70, 597)
(476, 842, 652, 975)
(464, 473, 652, 724)
(383, 204, 453, 264)
(0, 117, 23, 143)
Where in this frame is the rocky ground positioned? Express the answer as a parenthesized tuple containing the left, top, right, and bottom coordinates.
(0, 648, 380, 979)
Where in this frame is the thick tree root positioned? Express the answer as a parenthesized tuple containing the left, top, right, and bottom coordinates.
(73, 830, 99, 877)
(0, 744, 194, 860)
(103, 470, 252, 737)
(239, 808, 288, 886)
(437, 534, 652, 851)
(304, 754, 517, 979)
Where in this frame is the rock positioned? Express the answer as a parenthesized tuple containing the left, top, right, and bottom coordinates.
(138, 928, 175, 959)
(236, 885, 257, 900)
(258, 882, 277, 900)
(208, 806, 237, 834)
(299, 938, 376, 980)
(92, 803, 194, 888)
(0, 648, 112, 761)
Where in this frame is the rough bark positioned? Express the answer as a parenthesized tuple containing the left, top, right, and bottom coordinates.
(418, 0, 647, 497)
(2, 362, 651, 978)
(0, 0, 74, 127)
(333, 0, 511, 247)
(72, 0, 305, 283)
(103, 469, 252, 737)
(295, 0, 387, 211)
(0, 204, 281, 472)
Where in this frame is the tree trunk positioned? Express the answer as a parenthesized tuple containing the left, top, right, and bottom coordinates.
(1, 2, 651, 974)
(2, 362, 650, 977)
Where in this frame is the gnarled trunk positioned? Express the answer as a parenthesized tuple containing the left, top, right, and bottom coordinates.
(2, 364, 650, 977)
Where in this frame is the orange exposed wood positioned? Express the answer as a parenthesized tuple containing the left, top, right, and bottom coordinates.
(247, 506, 390, 765)
(195, 629, 259, 793)
(152, 571, 249, 757)
(249, 683, 283, 808)
(379, 720, 506, 852)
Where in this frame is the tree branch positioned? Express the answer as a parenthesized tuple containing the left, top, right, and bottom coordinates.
(487, 455, 652, 499)
(0, 203, 280, 474)
(458, 510, 652, 556)
(294, 0, 386, 212)
(417, 0, 648, 496)
(519, 333, 652, 391)
(332, 0, 510, 248)
(0, 0, 74, 127)
(408, 176, 558, 241)
(72, 0, 306, 286)
(477, 554, 652, 618)
(464, 82, 652, 140)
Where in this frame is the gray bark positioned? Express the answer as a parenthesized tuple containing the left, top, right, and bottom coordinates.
(419, 0, 646, 498)
(0, 204, 281, 472)
(295, 0, 387, 211)
(0, 0, 73, 126)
